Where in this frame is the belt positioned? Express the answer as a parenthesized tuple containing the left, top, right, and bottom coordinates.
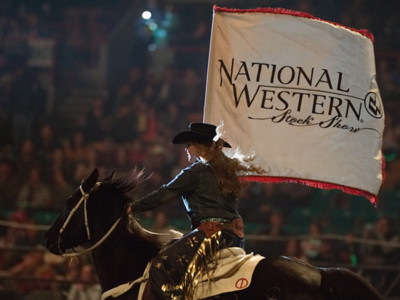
(197, 218, 244, 238)
(200, 218, 230, 224)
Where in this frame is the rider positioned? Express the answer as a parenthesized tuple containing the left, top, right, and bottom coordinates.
(131, 122, 263, 299)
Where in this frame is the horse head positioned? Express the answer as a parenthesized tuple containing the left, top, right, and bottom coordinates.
(45, 168, 145, 256)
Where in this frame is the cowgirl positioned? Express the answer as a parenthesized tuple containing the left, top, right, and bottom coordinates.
(131, 122, 262, 299)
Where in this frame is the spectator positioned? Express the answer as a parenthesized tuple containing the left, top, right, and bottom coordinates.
(362, 216, 400, 265)
(381, 155, 400, 190)
(300, 221, 323, 262)
(382, 112, 400, 154)
(63, 130, 90, 164)
(0, 210, 32, 269)
(338, 231, 362, 265)
(6, 248, 46, 295)
(153, 68, 178, 111)
(126, 66, 145, 94)
(92, 138, 116, 170)
(144, 143, 168, 176)
(158, 102, 187, 138)
(7, 64, 46, 152)
(50, 168, 73, 211)
(66, 263, 101, 300)
(35, 123, 59, 163)
(110, 82, 132, 115)
(141, 107, 158, 142)
(239, 183, 269, 223)
(0, 107, 12, 155)
(110, 97, 138, 143)
(49, 148, 74, 184)
(14, 218, 41, 249)
(72, 161, 91, 186)
(177, 68, 204, 113)
(391, 57, 400, 94)
(361, 216, 400, 291)
(376, 58, 397, 96)
(25, 263, 63, 300)
(0, 159, 20, 209)
(15, 139, 40, 184)
(16, 167, 52, 210)
(53, 257, 81, 295)
(82, 96, 111, 143)
(283, 238, 306, 260)
(128, 139, 147, 166)
(313, 239, 340, 264)
(255, 210, 289, 257)
(114, 147, 133, 175)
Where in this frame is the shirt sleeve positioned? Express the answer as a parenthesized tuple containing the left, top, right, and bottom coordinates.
(131, 162, 202, 213)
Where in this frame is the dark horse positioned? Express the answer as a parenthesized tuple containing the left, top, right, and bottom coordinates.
(45, 169, 381, 299)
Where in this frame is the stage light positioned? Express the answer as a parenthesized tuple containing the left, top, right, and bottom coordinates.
(142, 11, 152, 20)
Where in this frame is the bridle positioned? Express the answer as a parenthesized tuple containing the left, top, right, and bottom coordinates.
(57, 181, 122, 257)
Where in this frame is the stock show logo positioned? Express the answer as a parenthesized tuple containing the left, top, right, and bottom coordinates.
(217, 58, 383, 135)
(364, 92, 383, 119)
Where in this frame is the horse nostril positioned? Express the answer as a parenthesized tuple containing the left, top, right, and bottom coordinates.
(46, 243, 57, 254)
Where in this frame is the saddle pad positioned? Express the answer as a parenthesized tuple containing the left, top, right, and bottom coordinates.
(194, 247, 265, 299)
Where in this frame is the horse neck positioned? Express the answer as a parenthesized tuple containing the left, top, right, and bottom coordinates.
(90, 221, 160, 292)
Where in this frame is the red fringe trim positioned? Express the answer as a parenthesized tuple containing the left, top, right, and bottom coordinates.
(241, 175, 379, 206)
(214, 5, 375, 42)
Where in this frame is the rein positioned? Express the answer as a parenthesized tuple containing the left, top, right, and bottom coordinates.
(58, 181, 122, 257)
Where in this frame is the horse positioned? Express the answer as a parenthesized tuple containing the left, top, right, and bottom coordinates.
(45, 168, 382, 299)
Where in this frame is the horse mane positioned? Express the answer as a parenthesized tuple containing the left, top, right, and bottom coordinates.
(104, 168, 165, 248)
(108, 168, 149, 195)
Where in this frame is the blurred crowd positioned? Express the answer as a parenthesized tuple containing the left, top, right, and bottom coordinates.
(0, 0, 399, 298)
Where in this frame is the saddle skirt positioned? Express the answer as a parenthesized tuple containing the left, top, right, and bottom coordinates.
(193, 247, 265, 299)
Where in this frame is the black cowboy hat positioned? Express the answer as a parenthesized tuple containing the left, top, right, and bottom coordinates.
(172, 123, 231, 148)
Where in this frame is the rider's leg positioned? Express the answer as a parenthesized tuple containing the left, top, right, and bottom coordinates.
(149, 230, 206, 299)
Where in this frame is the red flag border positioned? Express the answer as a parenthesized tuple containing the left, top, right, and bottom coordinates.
(213, 5, 375, 42)
(241, 175, 383, 206)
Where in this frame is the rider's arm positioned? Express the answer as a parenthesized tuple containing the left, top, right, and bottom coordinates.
(131, 162, 203, 213)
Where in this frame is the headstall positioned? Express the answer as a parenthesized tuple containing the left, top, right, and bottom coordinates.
(58, 181, 122, 257)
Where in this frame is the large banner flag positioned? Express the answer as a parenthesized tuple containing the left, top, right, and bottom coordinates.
(204, 6, 385, 204)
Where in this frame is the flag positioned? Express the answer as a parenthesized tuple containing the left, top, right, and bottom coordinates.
(204, 6, 385, 204)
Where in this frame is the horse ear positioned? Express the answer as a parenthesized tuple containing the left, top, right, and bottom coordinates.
(103, 169, 116, 182)
(82, 168, 99, 191)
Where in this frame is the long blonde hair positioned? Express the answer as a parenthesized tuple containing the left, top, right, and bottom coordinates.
(195, 140, 263, 197)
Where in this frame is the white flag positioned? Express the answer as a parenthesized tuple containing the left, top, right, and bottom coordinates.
(204, 6, 385, 204)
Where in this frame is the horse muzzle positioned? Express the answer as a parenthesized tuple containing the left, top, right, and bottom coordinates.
(45, 230, 65, 255)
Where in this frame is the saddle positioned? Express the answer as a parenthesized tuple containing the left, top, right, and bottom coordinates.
(101, 247, 264, 300)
